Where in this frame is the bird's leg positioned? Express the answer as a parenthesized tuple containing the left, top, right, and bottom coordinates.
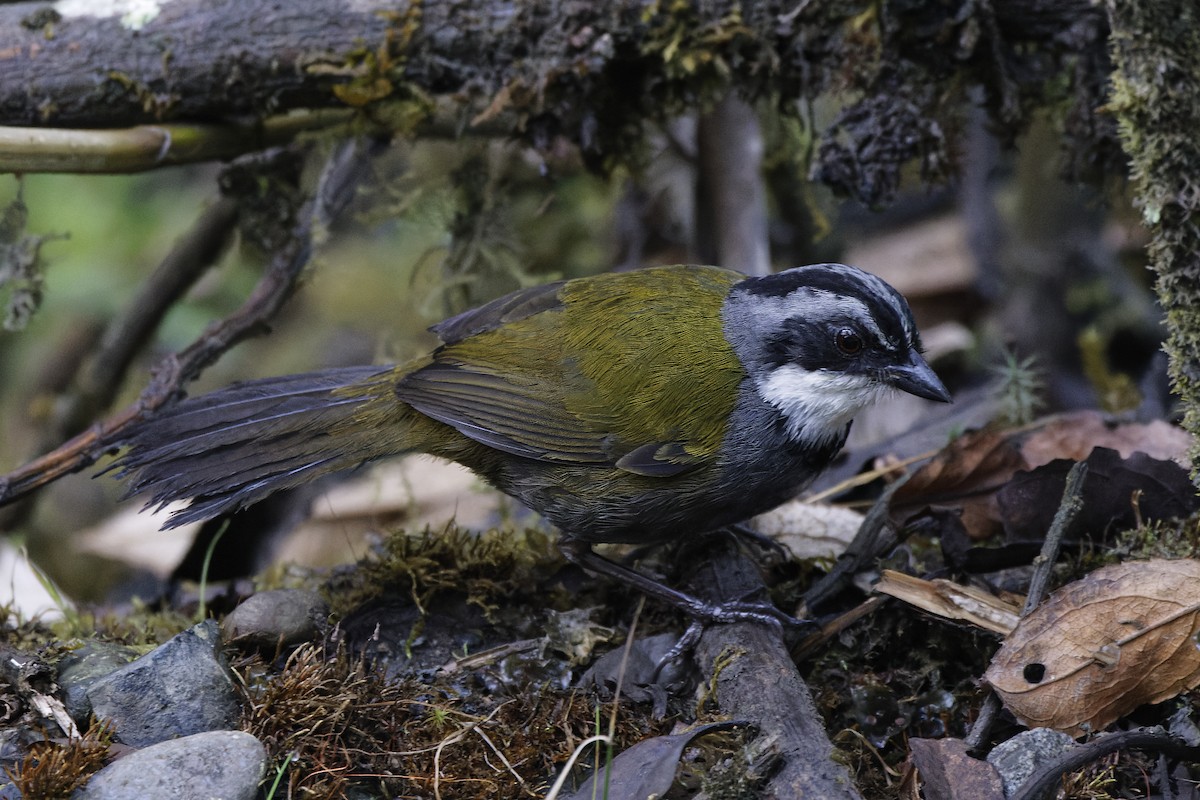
(727, 522, 790, 562)
(558, 539, 804, 629)
(650, 619, 706, 683)
(620, 523, 784, 567)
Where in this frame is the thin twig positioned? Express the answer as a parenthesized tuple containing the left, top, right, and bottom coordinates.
(1010, 728, 1200, 800)
(609, 597, 644, 745)
(431, 702, 511, 800)
(0, 194, 241, 534)
(0, 112, 353, 174)
(0, 137, 384, 510)
(790, 595, 885, 662)
(470, 728, 526, 792)
(966, 460, 1089, 752)
(800, 472, 912, 616)
(963, 693, 1004, 754)
(1022, 460, 1088, 614)
(802, 448, 935, 505)
(65, 196, 240, 430)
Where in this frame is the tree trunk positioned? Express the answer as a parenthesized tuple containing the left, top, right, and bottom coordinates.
(1105, 0, 1200, 470)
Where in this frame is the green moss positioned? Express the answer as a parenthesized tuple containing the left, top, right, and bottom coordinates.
(1112, 516, 1200, 562)
(47, 600, 193, 648)
(327, 523, 563, 620)
(326, 3, 433, 134)
(1106, 0, 1200, 479)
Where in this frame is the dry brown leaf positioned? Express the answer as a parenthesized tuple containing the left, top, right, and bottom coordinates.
(983, 559, 1200, 736)
(890, 415, 1193, 547)
(891, 430, 1029, 539)
(897, 429, 1027, 498)
(997, 448, 1199, 543)
(1021, 410, 1193, 469)
(875, 571, 1020, 635)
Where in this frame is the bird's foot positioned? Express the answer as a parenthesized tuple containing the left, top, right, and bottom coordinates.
(561, 538, 805, 627)
(726, 522, 790, 562)
(696, 595, 807, 628)
(651, 600, 815, 681)
(561, 539, 812, 685)
(652, 620, 706, 682)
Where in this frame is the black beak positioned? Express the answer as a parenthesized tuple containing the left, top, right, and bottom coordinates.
(886, 351, 951, 403)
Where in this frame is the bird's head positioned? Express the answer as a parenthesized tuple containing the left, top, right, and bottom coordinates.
(721, 263, 950, 448)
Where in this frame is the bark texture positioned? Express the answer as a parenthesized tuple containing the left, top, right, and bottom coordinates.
(0, 0, 1112, 201)
(691, 538, 862, 799)
(1106, 0, 1200, 472)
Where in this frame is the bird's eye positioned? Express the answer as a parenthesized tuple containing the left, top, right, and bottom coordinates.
(835, 329, 863, 355)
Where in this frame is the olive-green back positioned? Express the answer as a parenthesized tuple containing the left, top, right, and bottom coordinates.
(394, 265, 745, 476)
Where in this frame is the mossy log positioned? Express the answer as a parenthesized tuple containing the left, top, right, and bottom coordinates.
(0, 0, 1109, 201)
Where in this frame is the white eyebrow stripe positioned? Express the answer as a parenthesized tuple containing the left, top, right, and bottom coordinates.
(736, 288, 898, 350)
(803, 290, 891, 346)
(767, 288, 896, 348)
(847, 269, 917, 340)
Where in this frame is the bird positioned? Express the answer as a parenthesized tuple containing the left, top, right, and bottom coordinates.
(107, 263, 950, 623)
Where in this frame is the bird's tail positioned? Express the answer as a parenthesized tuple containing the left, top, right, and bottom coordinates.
(107, 365, 409, 528)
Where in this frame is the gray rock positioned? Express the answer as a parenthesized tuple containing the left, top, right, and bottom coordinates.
(222, 588, 327, 653)
(0, 726, 45, 799)
(74, 730, 266, 800)
(0, 726, 43, 765)
(56, 641, 141, 726)
(86, 620, 239, 747)
(986, 727, 1077, 797)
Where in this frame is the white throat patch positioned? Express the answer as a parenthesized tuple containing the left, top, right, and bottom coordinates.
(757, 364, 887, 446)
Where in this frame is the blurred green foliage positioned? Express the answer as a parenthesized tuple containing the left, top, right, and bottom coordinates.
(0, 140, 622, 596)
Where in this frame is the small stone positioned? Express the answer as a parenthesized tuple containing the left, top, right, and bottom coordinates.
(74, 730, 266, 800)
(0, 726, 44, 772)
(221, 588, 327, 654)
(986, 727, 1077, 797)
(86, 620, 238, 747)
(56, 641, 141, 726)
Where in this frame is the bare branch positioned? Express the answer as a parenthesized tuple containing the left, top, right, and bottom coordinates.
(0, 111, 354, 173)
(0, 138, 385, 509)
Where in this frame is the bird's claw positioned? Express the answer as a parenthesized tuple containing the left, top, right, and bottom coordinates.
(652, 619, 706, 682)
(652, 598, 813, 680)
(688, 585, 809, 629)
(699, 598, 806, 629)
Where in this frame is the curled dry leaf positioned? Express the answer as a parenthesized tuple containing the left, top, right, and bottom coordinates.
(983, 559, 1200, 736)
(1020, 410, 1193, 470)
(890, 413, 1193, 545)
(891, 429, 1029, 540)
(875, 570, 1020, 635)
(754, 500, 863, 560)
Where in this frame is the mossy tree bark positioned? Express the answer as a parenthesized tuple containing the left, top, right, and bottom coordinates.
(0, 0, 1110, 200)
(1106, 1, 1200, 470)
